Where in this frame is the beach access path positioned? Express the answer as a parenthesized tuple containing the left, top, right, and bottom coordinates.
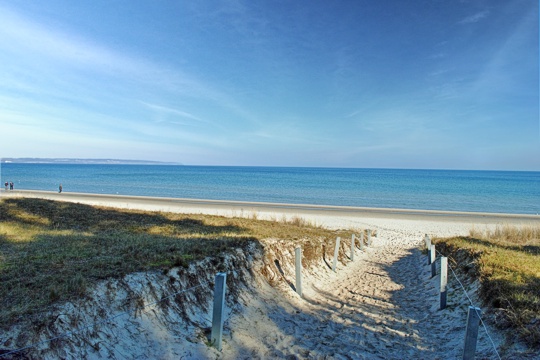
(222, 224, 517, 359)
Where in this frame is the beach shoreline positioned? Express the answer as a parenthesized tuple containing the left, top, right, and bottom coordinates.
(2, 189, 538, 230)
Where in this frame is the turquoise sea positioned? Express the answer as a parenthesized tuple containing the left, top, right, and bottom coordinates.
(1, 164, 539, 215)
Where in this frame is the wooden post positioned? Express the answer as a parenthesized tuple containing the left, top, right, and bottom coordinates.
(367, 230, 372, 246)
(332, 237, 341, 272)
(350, 234, 355, 261)
(211, 273, 227, 351)
(463, 306, 481, 360)
(440, 256, 448, 310)
(427, 245, 432, 265)
(295, 247, 303, 297)
(424, 234, 431, 250)
(430, 245, 436, 278)
(360, 232, 364, 250)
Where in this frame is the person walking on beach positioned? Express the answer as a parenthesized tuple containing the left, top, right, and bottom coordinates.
(59, 184, 62, 193)
(4, 181, 7, 191)
(9, 182, 13, 190)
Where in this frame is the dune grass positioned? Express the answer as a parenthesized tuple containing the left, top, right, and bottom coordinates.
(0, 197, 353, 328)
(433, 225, 540, 348)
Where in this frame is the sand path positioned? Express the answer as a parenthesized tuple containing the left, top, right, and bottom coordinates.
(223, 226, 505, 360)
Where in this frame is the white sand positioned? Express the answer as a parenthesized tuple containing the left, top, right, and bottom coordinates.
(1, 190, 538, 359)
(223, 227, 510, 359)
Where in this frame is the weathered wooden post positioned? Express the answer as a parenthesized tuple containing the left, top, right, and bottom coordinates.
(350, 234, 355, 261)
(367, 230, 372, 246)
(426, 236, 432, 265)
(424, 234, 431, 250)
(332, 237, 341, 272)
(359, 232, 364, 250)
(440, 256, 448, 310)
(463, 306, 481, 360)
(295, 247, 303, 297)
(430, 245, 437, 277)
(211, 272, 227, 351)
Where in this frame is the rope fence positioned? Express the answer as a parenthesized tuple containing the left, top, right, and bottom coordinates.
(424, 234, 502, 360)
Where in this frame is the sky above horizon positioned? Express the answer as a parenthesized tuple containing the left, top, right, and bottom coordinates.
(0, 1, 538, 170)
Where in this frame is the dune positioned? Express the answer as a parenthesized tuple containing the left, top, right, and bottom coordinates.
(0, 190, 536, 359)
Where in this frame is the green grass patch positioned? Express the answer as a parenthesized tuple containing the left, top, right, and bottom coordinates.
(0, 198, 352, 328)
(433, 225, 540, 348)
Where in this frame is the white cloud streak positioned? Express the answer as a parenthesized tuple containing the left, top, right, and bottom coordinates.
(0, 6, 150, 77)
(141, 102, 211, 126)
(458, 10, 490, 25)
(0, 4, 259, 126)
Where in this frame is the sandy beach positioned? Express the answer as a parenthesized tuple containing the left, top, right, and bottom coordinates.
(1, 190, 538, 359)
(3, 189, 539, 227)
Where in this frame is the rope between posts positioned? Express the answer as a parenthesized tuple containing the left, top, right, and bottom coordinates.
(0, 283, 207, 359)
(433, 248, 502, 360)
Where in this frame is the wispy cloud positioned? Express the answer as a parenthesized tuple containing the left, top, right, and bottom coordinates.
(240, 114, 332, 147)
(0, 4, 259, 125)
(430, 78, 467, 100)
(428, 68, 454, 77)
(429, 52, 447, 60)
(141, 102, 212, 126)
(0, 6, 148, 77)
(458, 10, 490, 25)
(345, 109, 363, 119)
(468, 7, 537, 100)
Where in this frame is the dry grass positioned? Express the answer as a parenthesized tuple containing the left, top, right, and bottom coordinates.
(0, 198, 352, 328)
(433, 225, 540, 349)
(470, 224, 540, 244)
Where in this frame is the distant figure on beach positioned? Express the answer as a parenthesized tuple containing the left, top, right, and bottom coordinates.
(9, 182, 13, 190)
(4, 181, 7, 191)
(59, 184, 62, 193)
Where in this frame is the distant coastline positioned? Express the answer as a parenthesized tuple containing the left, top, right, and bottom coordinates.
(1, 158, 182, 165)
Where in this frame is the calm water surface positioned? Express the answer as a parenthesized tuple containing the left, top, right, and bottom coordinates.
(1, 164, 539, 215)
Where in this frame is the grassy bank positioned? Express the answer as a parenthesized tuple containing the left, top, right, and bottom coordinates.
(0, 198, 354, 328)
(433, 225, 540, 348)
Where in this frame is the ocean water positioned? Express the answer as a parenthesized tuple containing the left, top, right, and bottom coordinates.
(1, 164, 539, 215)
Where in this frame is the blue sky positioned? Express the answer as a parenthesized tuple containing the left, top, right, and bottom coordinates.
(0, 1, 538, 170)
